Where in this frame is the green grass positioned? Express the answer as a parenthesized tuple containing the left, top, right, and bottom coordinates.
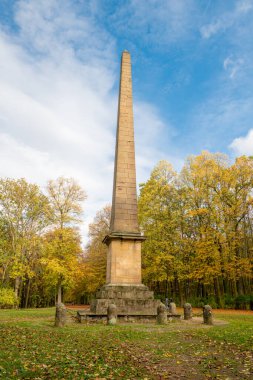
(196, 314, 253, 348)
(0, 308, 252, 379)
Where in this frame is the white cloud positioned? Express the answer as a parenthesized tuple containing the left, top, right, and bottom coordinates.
(200, 20, 224, 39)
(109, 0, 197, 46)
(200, 0, 253, 39)
(230, 129, 253, 156)
(134, 101, 182, 178)
(236, 0, 253, 14)
(223, 56, 244, 78)
(0, 132, 52, 179)
(0, 0, 175, 243)
(186, 86, 253, 155)
(14, 0, 115, 65)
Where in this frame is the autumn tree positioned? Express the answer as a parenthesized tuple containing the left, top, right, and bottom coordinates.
(46, 177, 86, 304)
(139, 153, 253, 308)
(86, 204, 110, 288)
(47, 177, 86, 228)
(73, 205, 111, 302)
(0, 217, 12, 285)
(180, 152, 253, 304)
(41, 228, 82, 304)
(0, 152, 252, 309)
(0, 178, 50, 303)
(138, 161, 183, 300)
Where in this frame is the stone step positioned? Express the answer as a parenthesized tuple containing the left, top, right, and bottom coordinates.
(90, 298, 161, 315)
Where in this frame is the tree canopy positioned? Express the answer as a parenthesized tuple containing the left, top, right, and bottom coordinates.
(0, 152, 252, 309)
(0, 177, 85, 308)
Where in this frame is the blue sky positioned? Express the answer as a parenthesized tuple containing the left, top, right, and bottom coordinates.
(0, 0, 253, 238)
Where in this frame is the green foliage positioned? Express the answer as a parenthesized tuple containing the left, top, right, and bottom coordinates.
(139, 161, 180, 284)
(45, 177, 86, 304)
(0, 178, 50, 302)
(234, 295, 253, 310)
(0, 287, 18, 308)
(71, 205, 110, 302)
(187, 296, 219, 309)
(47, 177, 86, 228)
(41, 227, 82, 303)
(0, 153, 253, 309)
(139, 153, 253, 305)
(0, 176, 86, 308)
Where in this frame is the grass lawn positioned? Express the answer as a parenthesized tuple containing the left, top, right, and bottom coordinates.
(0, 308, 252, 379)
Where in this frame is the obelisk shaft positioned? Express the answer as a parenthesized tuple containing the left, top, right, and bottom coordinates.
(103, 51, 144, 285)
(110, 51, 139, 234)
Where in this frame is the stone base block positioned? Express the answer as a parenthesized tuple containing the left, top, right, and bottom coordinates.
(77, 311, 158, 323)
(90, 284, 160, 315)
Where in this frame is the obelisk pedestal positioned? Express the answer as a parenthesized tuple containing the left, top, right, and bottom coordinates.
(90, 51, 160, 317)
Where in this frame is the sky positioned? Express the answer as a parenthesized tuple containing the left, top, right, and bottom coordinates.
(0, 0, 253, 242)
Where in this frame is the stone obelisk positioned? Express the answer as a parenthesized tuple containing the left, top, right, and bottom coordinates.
(91, 51, 159, 316)
(103, 50, 145, 285)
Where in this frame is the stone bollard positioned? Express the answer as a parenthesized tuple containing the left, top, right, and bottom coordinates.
(55, 303, 66, 327)
(157, 303, 167, 324)
(107, 304, 117, 325)
(203, 305, 213, 325)
(168, 302, 177, 315)
(183, 303, 192, 320)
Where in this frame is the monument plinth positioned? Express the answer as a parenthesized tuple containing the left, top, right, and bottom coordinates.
(90, 51, 160, 318)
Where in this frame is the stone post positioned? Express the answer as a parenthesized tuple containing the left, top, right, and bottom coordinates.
(168, 302, 177, 315)
(183, 303, 192, 320)
(203, 305, 213, 325)
(157, 303, 167, 324)
(55, 303, 66, 327)
(107, 304, 117, 325)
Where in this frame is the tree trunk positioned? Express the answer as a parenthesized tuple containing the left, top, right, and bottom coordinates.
(57, 278, 62, 304)
(14, 277, 20, 305)
(1, 264, 8, 284)
(236, 279, 244, 296)
(165, 275, 169, 300)
(20, 279, 24, 308)
(25, 278, 31, 309)
(184, 279, 190, 300)
(214, 278, 221, 307)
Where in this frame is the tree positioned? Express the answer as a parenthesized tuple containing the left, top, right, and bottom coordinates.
(138, 153, 253, 307)
(0, 178, 50, 302)
(41, 228, 82, 304)
(0, 217, 12, 285)
(138, 161, 182, 300)
(46, 177, 86, 304)
(179, 152, 229, 304)
(180, 152, 253, 302)
(47, 177, 86, 228)
(73, 205, 111, 302)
